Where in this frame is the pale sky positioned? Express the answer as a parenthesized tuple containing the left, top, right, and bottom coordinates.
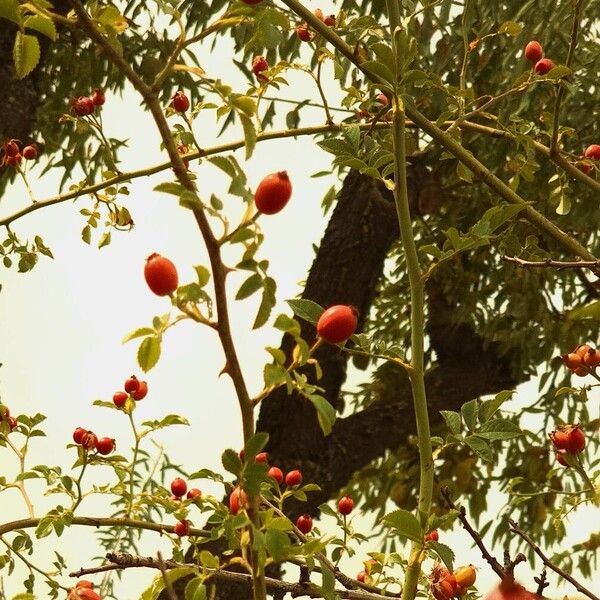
(1, 3, 596, 598)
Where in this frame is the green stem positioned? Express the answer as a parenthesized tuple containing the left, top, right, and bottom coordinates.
(5, 436, 34, 518)
(385, 4, 433, 600)
(71, 451, 88, 512)
(126, 412, 140, 517)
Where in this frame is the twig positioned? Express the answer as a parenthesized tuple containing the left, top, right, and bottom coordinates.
(550, 0, 587, 153)
(157, 552, 178, 600)
(69, 552, 397, 600)
(534, 569, 550, 596)
(503, 255, 600, 272)
(0, 515, 209, 538)
(440, 488, 506, 580)
(508, 519, 599, 600)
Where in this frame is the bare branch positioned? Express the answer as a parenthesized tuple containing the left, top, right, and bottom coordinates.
(503, 255, 600, 272)
(508, 519, 599, 600)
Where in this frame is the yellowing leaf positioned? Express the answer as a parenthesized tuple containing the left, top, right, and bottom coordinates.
(13, 32, 40, 79)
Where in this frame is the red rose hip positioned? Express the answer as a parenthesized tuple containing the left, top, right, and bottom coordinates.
(22, 145, 38, 160)
(144, 253, 179, 296)
(252, 56, 269, 79)
(91, 88, 105, 106)
(171, 477, 187, 498)
(337, 495, 354, 515)
(171, 90, 190, 112)
(534, 58, 555, 75)
(317, 305, 358, 344)
(254, 171, 292, 215)
(296, 25, 311, 42)
(73, 427, 87, 445)
(187, 488, 202, 500)
(296, 513, 313, 534)
(131, 380, 148, 400)
(268, 466, 284, 484)
(567, 426, 585, 453)
(95, 437, 115, 455)
(174, 519, 190, 537)
(584, 144, 600, 161)
(229, 486, 249, 514)
(113, 391, 128, 408)
(524, 41, 543, 63)
(285, 469, 303, 486)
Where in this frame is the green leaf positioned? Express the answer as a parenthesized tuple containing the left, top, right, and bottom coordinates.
(138, 336, 161, 372)
(478, 419, 522, 440)
(461, 399, 479, 432)
(13, 32, 40, 79)
(154, 182, 185, 196)
(265, 528, 290, 562)
(479, 390, 514, 422)
(286, 298, 324, 325)
(243, 432, 269, 459)
(440, 410, 461, 435)
(429, 541, 455, 571)
(382, 508, 422, 542)
(123, 327, 155, 343)
(231, 95, 256, 116)
(253, 276, 276, 329)
(198, 551, 219, 569)
(361, 60, 395, 83)
(0, 0, 21, 25)
(221, 448, 242, 476)
(240, 114, 256, 160)
(306, 394, 336, 436)
(194, 265, 210, 287)
(23, 14, 56, 40)
(98, 231, 111, 249)
(463, 435, 493, 463)
(567, 300, 600, 321)
(236, 273, 263, 300)
(185, 577, 207, 600)
(140, 415, 190, 434)
(498, 21, 523, 36)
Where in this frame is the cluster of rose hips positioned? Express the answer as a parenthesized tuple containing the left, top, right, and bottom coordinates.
(144, 253, 179, 296)
(170, 90, 190, 113)
(523, 40, 555, 75)
(67, 580, 101, 600)
(72, 89, 106, 117)
(430, 563, 477, 600)
(1, 138, 38, 168)
(550, 424, 586, 467)
(561, 343, 600, 376)
(169, 476, 201, 537)
(0, 405, 18, 433)
(113, 374, 148, 409)
(296, 495, 354, 535)
(296, 8, 336, 42)
(72, 427, 115, 455)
